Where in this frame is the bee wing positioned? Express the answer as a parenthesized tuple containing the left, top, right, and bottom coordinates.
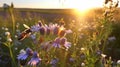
(23, 24, 30, 29)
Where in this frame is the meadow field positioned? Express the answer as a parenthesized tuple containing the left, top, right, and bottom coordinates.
(0, 5, 120, 67)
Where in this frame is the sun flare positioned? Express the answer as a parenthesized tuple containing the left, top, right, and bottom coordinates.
(73, 1, 93, 12)
(66, 0, 103, 13)
(74, 5, 91, 15)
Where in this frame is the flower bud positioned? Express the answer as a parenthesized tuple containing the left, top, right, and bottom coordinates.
(53, 26, 59, 35)
(40, 27, 46, 35)
(38, 21, 43, 27)
(46, 28, 51, 35)
(59, 30, 66, 37)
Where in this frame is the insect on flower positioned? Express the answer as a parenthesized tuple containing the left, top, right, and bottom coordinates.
(18, 24, 32, 41)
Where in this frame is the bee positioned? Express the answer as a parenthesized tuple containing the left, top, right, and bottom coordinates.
(18, 24, 32, 41)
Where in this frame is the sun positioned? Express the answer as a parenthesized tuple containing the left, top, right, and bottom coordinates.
(65, 0, 102, 12)
(74, 5, 91, 14)
(74, 1, 93, 12)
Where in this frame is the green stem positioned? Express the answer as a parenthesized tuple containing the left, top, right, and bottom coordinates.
(8, 43, 17, 67)
(9, 8, 15, 35)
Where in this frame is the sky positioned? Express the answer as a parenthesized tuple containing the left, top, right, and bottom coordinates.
(0, 0, 118, 9)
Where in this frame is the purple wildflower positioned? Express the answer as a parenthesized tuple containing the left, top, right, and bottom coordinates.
(49, 23, 62, 35)
(46, 28, 51, 35)
(64, 42, 71, 50)
(48, 23, 55, 31)
(53, 26, 59, 35)
(30, 34, 38, 44)
(60, 37, 67, 45)
(80, 53, 85, 59)
(96, 50, 102, 56)
(30, 34, 36, 40)
(53, 37, 61, 48)
(65, 29, 72, 34)
(40, 26, 46, 35)
(50, 58, 59, 66)
(60, 37, 71, 49)
(69, 58, 75, 62)
(50, 24, 60, 35)
(28, 52, 41, 66)
(52, 37, 71, 49)
(17, 48, 33, 60)
(45, 24, 51, 35)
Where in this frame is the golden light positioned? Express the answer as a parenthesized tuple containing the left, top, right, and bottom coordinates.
(65, 0, 103, 14)
(73, 1, 93, 15)
(59, 26, 65, 31)
(73, 1, 93, 12)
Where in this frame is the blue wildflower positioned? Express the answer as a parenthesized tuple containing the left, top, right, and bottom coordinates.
(17, 48, 33, 60)
(28, 52, 41, 66)
(31, 24, 41, 32)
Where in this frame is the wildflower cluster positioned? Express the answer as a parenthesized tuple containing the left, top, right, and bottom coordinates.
(17, 21, 72, 66)
(17, 48, 41, 66)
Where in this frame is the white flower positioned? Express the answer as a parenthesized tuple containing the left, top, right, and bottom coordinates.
(14, 35, 18, 38)
(7, 38, 12, 42)
(5, 28, 8, 31)
(20, 49, 26, 54)
(81, 62, 85, 67)
(5, 32, 10, 36)
(101, 54, 106, 58)
(15, 48, 18, 50)
(1, 27, 5, 30)
(81, 48, 85, 51)
(117, 60, 120, 65)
